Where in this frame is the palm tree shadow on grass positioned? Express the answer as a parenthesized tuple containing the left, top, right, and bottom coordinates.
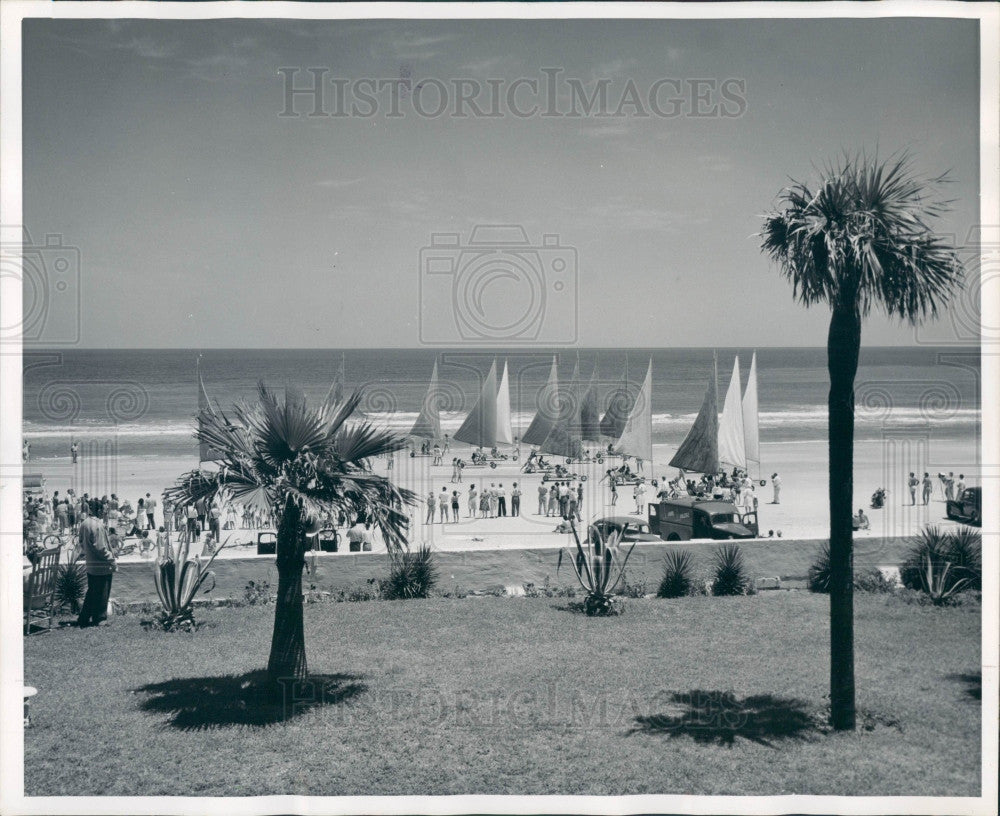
(135, 670, 366, 730)
(628, 690, 823, 748)
(947, 671, 981, 701)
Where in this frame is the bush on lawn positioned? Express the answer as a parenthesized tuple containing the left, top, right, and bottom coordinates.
(901, 526, 981, 595)
(54, 563, 87, 613)
(382, 544, 437, 600)
(657, 550, 696, 598)
(711, 544, 750, 596)
(808, 546, 898, 594)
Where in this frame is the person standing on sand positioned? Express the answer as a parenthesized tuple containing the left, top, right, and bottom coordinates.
(547, 484, 559, 517)
(634, 480, 646, 515)
(425, 490, 436, 524)
(610, 479, 618, 507)
(497, 484, 507, 517)
(145, 493, 157, 530)
(940, 471, 955, 501)
(479, 487, 489, 519)
(955, 474, 966, 498)
(511, 482, 521, 517)
(76, 505, 116, 628)
(538, 483, 548, 515)
(468, 485, 477, 518)
(907, 472, 919, 505)
(437, 487, 447, 522)
(770, 473, 782, 504)
(922, 472, 933, 505)
(451, 490, 460, 523)
(70, 440, 79, 464)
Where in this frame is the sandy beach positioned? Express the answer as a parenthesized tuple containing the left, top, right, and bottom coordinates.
(32, 432, 980, 563)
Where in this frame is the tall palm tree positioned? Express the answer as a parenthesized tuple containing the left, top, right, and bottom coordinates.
(166, 384, 415, 690)
(760, 153, 963, 730)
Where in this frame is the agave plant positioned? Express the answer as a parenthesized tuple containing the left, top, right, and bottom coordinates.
(918, 555, 971, 606)
(558, 520, 637, 616)
(151, 530, 227, 630)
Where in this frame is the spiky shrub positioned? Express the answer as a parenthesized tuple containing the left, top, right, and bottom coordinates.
(711, 544, 749, 596)
(657, 550, 696, 598)
(151, 532, 221, 630)
(807, 545, 832, 593)
(558, 521, 636, 616)
(381, 544, 437, 600)
(946, 526, 982, 591)
(901, 526, 981, 594)
(54, 564, 87, 613)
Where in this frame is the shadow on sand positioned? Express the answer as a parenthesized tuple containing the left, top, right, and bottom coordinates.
(628, 690, 822, 747)
(135, 670, 366, 730)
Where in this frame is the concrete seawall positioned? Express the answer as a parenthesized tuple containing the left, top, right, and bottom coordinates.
(108, 535, 911, 603)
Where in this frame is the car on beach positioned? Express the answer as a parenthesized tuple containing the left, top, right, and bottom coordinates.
(589, 516, 662, 544)
(647, 497, 759, 541)
(946, 486, 981, 526)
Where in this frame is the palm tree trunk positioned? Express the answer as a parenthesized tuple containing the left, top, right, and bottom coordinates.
(827, 303, 860, 730)
(267, 502, 308, 688)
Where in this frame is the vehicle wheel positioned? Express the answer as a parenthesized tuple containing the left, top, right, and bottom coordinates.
(490, 462, 497, 469)
(512, 454, 518, 462)
(596, 455, 604, 463)
(581, 475, 588, 482)
(667, 533, 680, 541)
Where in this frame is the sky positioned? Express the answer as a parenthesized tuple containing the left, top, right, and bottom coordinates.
(21, 16, 982, 348)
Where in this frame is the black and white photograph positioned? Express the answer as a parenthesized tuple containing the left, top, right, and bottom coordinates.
(1, 1, 997, 814)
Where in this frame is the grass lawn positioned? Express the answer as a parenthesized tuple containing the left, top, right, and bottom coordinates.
(24, 593, 981, 797)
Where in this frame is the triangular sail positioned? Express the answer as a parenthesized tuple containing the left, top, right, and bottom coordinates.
(410, 360, 442, 441)
(718, 356, 747, 470)
(495, 360, 513, 445)
(614, 358, 653, 461)
(522, 356, 559, 446)
(669, 371, 720, 474)
(742, 351, 760, 473)
(579, 364, 601, 442)
(454, 359, 498, 448)
(600, 357, 631, 440)
(540, 357, 583, 458)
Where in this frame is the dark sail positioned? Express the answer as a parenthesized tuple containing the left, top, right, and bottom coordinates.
(668, 375, 720, 474)
(453, 359, 498, 448)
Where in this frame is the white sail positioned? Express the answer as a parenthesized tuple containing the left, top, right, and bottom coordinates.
(742, 351, 760, 470)
(495, 359, 513, 445)
(614, 358, 653, 462)
(718, 356, 746, 470)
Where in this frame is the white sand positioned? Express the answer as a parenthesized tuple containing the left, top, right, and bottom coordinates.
(37, 433, 980, 563)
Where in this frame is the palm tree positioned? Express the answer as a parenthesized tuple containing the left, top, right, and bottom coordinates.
(760, 153, 964, 730)
(166, 384, 415, 691)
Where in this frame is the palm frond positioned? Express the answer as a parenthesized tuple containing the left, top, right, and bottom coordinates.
(760, 151, 964, 322)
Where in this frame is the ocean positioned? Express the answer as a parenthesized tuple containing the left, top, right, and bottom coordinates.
(22, 347, 981, 461)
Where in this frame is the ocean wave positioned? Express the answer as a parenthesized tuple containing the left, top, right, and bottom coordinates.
(24, 404, 980, 439)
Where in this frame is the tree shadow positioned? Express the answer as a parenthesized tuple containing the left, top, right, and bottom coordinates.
(947, 671, 981, 701)
(135, 670, 366, 730)
(628, 690, 822, 748)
